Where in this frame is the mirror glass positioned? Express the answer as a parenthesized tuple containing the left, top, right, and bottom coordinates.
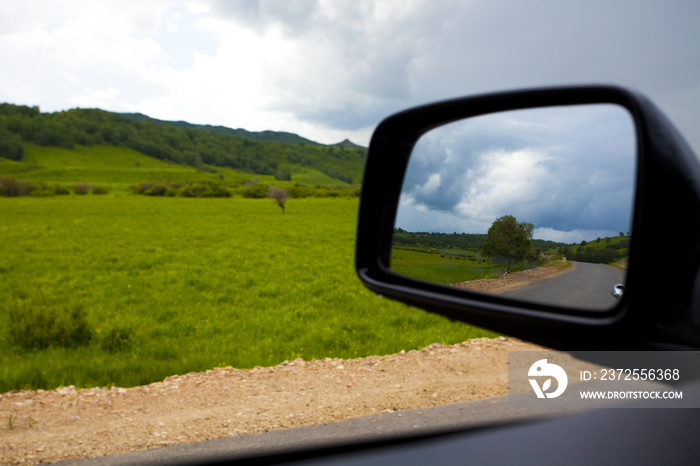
(392, 104, 636, 311)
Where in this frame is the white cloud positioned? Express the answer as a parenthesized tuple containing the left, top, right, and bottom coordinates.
(420, 173, 442, 196)
(68, 86, 122, 109)
(533, 228, 621, 244)
(456, 149, 552, 222)
(0, 0, 697, 149)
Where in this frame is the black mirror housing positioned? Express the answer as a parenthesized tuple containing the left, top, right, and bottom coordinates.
(355, 86, 700, 351)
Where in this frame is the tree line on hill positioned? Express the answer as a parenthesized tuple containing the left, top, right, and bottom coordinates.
(393, 228, 490, 251)
(119, 112, 323, 146)
(0, 103, 364, 184)
(393, 228, 564, 255)
(394, 218, 629, 267)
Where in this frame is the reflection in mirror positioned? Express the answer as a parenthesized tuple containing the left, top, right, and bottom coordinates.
(392, 104, 635, 311)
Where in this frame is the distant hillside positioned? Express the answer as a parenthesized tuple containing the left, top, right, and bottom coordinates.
(392, 229, 568, 252)
(0, 103, 365, 184)
(119, 113, 367, 155)
(560, 235, 630, 265)
(332, 139, 367, 153)
(119, 112, 322, 146)
(392, 228, 629, 266)
(0, 143, 361, 195)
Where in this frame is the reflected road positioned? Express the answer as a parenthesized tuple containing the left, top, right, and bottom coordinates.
(502, 262, 625, 310)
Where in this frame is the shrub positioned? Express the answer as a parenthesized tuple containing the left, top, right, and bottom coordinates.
(8, 300, 93, 350)
(178, 184, 203, 198)
(52, 184, 70, 195)
(130, 181, 231, 198)
(132, 181, 181, 196)
(29, 188, 55, 197)
(240, 183, 269, 198)
(73, 182, 93, 195)
(287, 185, 313, 198)
(0, 178, 69, 196)
(285, 185, 359, 199)
(199, 183, 231, 198)
(210, 183, 231, 198)
(145, 184, 168, 196)
(91, 185, 109, 195)
(100, 326, 133, 352)
(0, 177, 31, 196)
(275, 169, 292, 181)
(131, 181, 154, 194)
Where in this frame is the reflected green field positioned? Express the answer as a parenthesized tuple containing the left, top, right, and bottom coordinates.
(390, 248, 503, 285)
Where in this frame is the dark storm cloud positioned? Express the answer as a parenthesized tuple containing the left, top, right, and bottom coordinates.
(207, 0, 700, 153)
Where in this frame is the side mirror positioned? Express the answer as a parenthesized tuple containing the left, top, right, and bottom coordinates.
(356, 86, 700, 351)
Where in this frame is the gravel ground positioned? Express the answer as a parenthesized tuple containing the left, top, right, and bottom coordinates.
(452, 261, 572, 294)
(0, 337, 546, 465)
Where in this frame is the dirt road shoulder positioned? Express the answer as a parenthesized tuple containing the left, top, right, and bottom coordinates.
(2, 338, 542, 465)
(452, 261, 573, 295)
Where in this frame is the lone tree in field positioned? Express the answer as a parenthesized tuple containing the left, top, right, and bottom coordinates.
(482, 215, 534, 274)
(267, 186, 290, 214)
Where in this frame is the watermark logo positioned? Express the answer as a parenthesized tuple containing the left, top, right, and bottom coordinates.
(528, 359, 568, 398)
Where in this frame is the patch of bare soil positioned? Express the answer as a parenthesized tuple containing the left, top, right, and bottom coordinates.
(1, 338, 545, 465)
(612, 257, 628, 270)
(452, 261, 573, 295)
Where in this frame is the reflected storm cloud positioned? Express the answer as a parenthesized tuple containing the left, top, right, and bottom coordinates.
(396, 104, 636, 243)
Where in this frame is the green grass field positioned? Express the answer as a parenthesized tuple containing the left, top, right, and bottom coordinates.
(390, 249, 503, 285)
(0, 196, 496, 392)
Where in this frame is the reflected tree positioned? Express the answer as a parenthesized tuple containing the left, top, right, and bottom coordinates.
(482, 215, 534, 273)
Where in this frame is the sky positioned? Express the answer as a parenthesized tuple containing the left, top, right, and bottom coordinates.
(395, 104, 637, 242)
(0, 0, 698, 150)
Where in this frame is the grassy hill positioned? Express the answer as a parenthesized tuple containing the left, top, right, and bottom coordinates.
(0, 103, 366, 186)
(567, 235, 629, 252)
(0, 143, 358, 193)
(562, 235, 630, 264)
